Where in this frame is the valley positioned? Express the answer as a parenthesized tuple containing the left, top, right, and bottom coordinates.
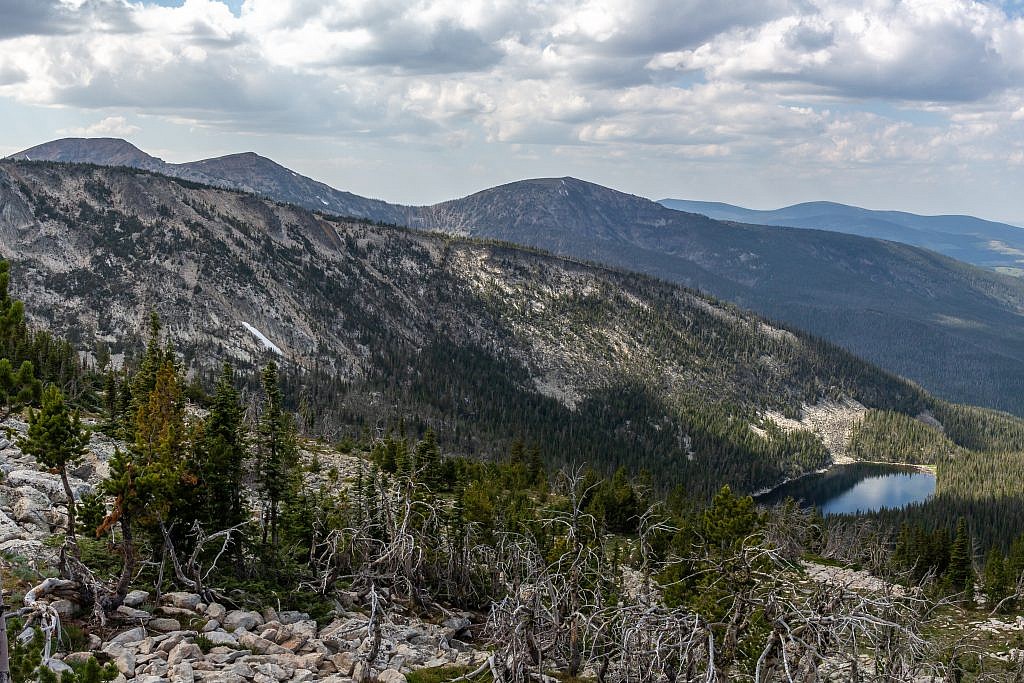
(2, 158, 1024, 681)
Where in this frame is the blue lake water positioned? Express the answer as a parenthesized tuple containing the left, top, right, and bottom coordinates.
(755, 463, 936, 515)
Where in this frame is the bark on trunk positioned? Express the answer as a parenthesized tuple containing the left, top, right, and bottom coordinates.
(59, 467, 79, 557)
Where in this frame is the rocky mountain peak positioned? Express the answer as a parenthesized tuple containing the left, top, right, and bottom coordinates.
(9, 137, 164, 170)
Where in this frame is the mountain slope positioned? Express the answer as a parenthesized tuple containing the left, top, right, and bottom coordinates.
(422, 178, 1024, 415)
(660, 198, 1024, 273)
(13, 139, 1024, 415)
(11, 138, 411, 223)
(0, 160, 939, 497)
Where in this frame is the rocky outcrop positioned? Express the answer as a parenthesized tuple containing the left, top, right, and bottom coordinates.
(0, 414, 484, 683)
(51, 594, 483, 683)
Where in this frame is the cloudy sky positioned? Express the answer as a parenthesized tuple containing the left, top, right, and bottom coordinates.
(3, 0, 1024, 222)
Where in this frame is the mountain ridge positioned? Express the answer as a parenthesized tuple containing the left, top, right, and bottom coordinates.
(13, 138, 1024, 416)
(1, 158, 942, 496)
(659, 197, 1024, 272)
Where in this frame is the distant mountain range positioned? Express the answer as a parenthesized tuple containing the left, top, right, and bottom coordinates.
(659, 198, 1024, 274)
(11, 138, 1024, 416)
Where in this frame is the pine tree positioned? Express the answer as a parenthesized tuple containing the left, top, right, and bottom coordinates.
(256, 361, 298, 550)
(17, 384, 90, 550)
(700, 485, 760, 549)
(983, 548, 1009, 611)
(415, 428, 443, 491)
(199, 362, 248, 532)
(946, 517, 975, 604)
(0, 260, 25, 353)
(0, 359, 41, 414)
(99, 447, 140, 604)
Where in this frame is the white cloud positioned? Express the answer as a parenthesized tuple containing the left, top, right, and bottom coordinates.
(58, 115, 141, 137)
(2, 0, 1024, 218)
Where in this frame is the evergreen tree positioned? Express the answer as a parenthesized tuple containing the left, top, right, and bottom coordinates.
(0, 260, 25, 352)
(946, 517, 975, 604)
(99, 447, 141, 604)
(700, 485, 760, 549)
(256, 361, 299, 550)
(983, 547, 1009, 612)
(134, 359, 190, 518)
(199, 362, 248, 532)
(127, 310, 167, 439)
(414, 428, 443, 491)
(17, 385, 90, 550)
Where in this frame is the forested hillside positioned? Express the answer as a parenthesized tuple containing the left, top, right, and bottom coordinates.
(423, 178, 1024, 416)
(2, 273, 1023, 681)
(0, 160, 936, 498)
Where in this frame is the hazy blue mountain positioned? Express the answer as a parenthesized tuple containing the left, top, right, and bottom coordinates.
(659, 198, 1024, 274)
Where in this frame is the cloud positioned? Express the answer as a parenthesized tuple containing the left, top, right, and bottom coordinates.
(652, 1, 1024, 103)
(3, 0, 1024, 216)
(59, 115, 141, 136)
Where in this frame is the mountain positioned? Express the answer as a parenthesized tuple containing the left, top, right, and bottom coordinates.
(13, 139, 1024, 416)
(10, 138, 411, 223)
(0, 159, 940, 497)
(12, 137, 166, 170)
(660, 198, 1024, 274)
(422, 178, 1024, 416)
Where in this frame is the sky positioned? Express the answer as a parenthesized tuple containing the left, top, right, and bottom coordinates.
(3, 1, 1024, 223)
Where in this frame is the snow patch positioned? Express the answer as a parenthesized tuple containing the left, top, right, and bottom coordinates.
(316, 196, 329, 206)
(241, 322, 283, 356)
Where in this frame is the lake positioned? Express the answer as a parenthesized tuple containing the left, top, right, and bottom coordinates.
(755, 463, 936, 515)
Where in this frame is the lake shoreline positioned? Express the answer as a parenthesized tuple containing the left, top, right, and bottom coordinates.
(753, 459, 937, 504)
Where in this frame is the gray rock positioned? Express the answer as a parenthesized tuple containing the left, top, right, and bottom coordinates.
(44, 659, 74, 675)
(254, 662, 289, 680)
(205, 602, 227, 621)
(169, 660, 195, 683)
(442, 616, 472, 637)
(7, 471, 66, 501)
(49, 598, 77, 618)
(123, 589, 151, 607)
(107, 625, 147, 646)
(102, 645, 136, 677)
(167, 641, 203, 666)
(13, 486, 50, 525)
(201, 630, 238, 647)
(277, 610, 310, 625)
(148, 617, 182, 632)
(164, 591, 202, 611)
(378, 669, 408, 683)
(223, 609, 264, 632)
(115, 605, 151, 620)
